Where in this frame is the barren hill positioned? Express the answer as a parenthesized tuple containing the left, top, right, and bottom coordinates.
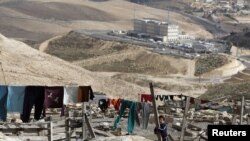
(0, 33, 164, 99)
(46, 32, 191, 76)
(44, 32, 209, 97)
(0, 0, 212, 41)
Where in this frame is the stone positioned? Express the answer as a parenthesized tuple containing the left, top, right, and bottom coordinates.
(219, 120, 226, 125)
(100, 122, 110, 129)
(158, 110, 165, 114)
(200, 109, 219, 115)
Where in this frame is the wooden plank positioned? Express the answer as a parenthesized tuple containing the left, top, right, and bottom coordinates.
(8, 136, 48, 141)
(187, 123, 202, 131)
(180, 97, 191, 141)
(53, 133, 66, 140)
(53, 132, 77, 140)
(0, 125, 48, 129)
(53, 120, 66, 128)
(93, 128, 114, 137)
(85, 114, 96, 138)
(0, 129, 45, 134)
(240, 96, 245, 125)
(149, 82, 162, 141)
(53, 127, 65, 134)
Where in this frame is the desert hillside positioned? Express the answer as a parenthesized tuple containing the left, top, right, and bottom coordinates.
(42, 32, 210, 97)
(0, 0, 212, 41)
(0, 33, 166, 99)
(46, 32, 191, 76)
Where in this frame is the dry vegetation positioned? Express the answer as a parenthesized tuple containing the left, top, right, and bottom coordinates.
(195, 54, 228, 76)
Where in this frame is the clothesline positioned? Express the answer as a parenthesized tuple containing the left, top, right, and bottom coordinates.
(112, 99, 152, 134)
(0, 85, 94, 122)
(138, 93, 210, 104)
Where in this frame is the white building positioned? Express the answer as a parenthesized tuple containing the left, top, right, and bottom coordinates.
(167, 24, 179, 41)
(134, 19, 179, 42)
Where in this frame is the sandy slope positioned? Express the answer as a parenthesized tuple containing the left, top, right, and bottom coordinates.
(0, 0, 212, 41)
(0, 33, 169, 99)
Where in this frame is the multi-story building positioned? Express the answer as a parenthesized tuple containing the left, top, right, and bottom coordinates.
(134, 19, 179, 42)
(167, 24, 179, 41)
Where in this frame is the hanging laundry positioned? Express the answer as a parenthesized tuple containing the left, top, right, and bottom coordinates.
(166, 96, 171, 101)
(190, 97, 195, 104)
(141, 94, 152, 102)
(107, 98, 111, 108)
(63, 86, 78, 104)
(169, 95, 174, 101)
(21, 86, 45, 123)
(114, 100, 137, 134)
(182, 96, 187, 101)
(7, 86, 25, 113)
(111, 98, 122, 111)
(201, 99, 210, 104)
(0, 86, 8, 121)
(98, 99, 108, 112)
(135, 102, 142, 126)
(43, 86, 64, 117)
(78, 86, 94, 102)
(136, 102, 150, 129)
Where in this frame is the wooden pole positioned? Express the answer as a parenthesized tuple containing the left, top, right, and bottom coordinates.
(149, 83, 162, 141)
(85, 114, 96, 138)
(65, 108, 70, 141)
(82, 102, 86, 140)
(180, 97, 190, 141)
(240, 96, 245, 125)
(48, 117, 53, 141)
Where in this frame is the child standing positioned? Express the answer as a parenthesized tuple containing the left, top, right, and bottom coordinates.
(154, 115, 168, 141)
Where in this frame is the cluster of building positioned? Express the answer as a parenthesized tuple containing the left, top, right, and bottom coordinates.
(133, 19, 194, 42)
(195, 0, 249, 12)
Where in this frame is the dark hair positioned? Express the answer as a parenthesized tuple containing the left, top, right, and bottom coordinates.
(159, 115, 165, 120)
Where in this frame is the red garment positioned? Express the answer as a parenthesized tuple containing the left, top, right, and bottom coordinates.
(141, 94, 152, 102)
(111, 98, 122, 111)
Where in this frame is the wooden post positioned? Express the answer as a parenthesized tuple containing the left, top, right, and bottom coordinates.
(82, 102, 86, 140)
(149, 83, 162, 141)
(180, 97, 190, 141)
(232, 115, 237, 125)
(85, 114, 96, 138)
(48, 119, 53, 141)
(240, 96, 245, 125)
(65, 108, 71, 141)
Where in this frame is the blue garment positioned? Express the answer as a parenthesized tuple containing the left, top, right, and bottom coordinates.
(154, 123, 168, 141)
(7, 86, 25, 113)
(113, 100, 137, 134)
(0, 86, 8, 121)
